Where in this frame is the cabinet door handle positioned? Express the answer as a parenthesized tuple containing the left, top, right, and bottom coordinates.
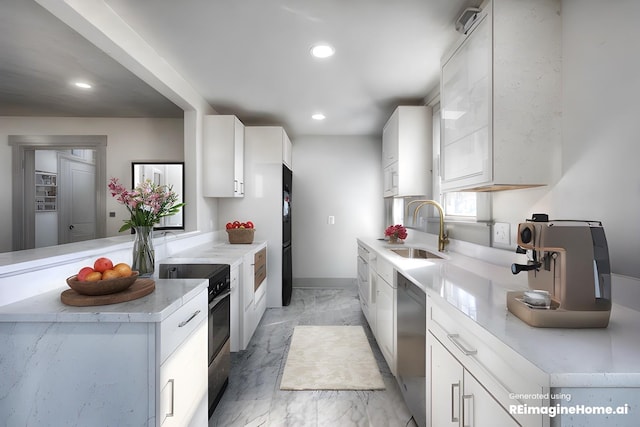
(448, 334, 477, 356)
(463, 393, 474, 427)
(166, 378, 175, 418)
(178, 309, 201, 327)
(451, 382, 460, 422)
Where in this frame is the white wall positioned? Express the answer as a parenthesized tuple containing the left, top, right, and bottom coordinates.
(292, 135, 383, 284)
(0, 116, 184, 252)
(492, 0, 640, 279)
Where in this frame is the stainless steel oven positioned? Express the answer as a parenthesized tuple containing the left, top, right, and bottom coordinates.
(207, 268, 230, 416)
(159, 263, 231, 418)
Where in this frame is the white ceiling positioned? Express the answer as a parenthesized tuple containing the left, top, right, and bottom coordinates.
(2, 0, 474, 137)
(0, 0, 183, 118)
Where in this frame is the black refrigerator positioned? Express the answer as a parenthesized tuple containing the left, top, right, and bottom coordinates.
(282, 165, 293, 306)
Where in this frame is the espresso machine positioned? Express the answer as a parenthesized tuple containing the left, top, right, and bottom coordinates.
(507, 214, 612, 328)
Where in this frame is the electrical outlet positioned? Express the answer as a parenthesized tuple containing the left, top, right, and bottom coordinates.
(493, 222, 510, 246)
(327, 215, 335, 225)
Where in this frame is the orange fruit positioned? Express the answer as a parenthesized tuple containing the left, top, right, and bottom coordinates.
(85, 271, 102, 282)
(102, 269, 120, 280)
(113, 263, 132, 277)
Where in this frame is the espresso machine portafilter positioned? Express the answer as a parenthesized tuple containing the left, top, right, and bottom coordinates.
(506, 214, 612, 328)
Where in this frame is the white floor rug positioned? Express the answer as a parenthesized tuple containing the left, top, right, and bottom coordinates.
(280, 325, 385, 390)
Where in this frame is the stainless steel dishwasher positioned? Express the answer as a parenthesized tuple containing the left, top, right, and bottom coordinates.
(396, 272, 426, 427)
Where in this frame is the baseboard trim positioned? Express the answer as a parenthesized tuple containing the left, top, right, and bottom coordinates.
(293, 278, 356, 289)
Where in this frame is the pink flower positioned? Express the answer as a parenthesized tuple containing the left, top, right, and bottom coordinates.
(108, 177, 184, 232)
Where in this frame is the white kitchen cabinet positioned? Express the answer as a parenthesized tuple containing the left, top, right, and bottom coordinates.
(358, 243, 380, 330)
(229, 264, 241, 352)
(238, 243, 268, 350)
(356, 244, 370, 319)
(160, 320, 207, 426)
(283, 130, 293, 168)
(382, 105, 432, 197)
(375, 256, 396, 375)
(429, 331, 518, 427)
(203, 115, 245, 197)
(440, 0, 561, 192)
(427, 296, 546, 427)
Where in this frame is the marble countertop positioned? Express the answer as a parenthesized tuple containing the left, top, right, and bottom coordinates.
(161, 240, 268, 268)
(0, 278, 207, 323)
(0, 238, 265, 324)
(358, 237, 640, 388)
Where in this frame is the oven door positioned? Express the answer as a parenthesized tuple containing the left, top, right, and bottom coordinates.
(209, 291, 230, 363)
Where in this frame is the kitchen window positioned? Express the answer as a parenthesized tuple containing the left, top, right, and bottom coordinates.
(444, 192, 476, 218)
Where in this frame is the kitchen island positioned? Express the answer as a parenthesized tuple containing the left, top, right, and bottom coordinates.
(358, 236, 640, 427)
(0, 277, 208, 427)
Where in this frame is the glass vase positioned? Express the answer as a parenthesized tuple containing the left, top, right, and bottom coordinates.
(132, 226, 155, 277)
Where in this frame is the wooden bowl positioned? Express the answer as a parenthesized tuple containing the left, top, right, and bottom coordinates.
(66, 271, 139, 296)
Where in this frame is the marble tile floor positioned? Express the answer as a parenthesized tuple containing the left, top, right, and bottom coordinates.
(209, 286, 417, 427)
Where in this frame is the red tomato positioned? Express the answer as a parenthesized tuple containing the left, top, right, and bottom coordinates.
(246, 221, 254, 229)
(232, 221, 241, 228)
(226, 222, 233, 229)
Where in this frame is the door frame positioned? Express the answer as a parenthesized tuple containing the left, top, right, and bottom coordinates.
(9, 135, 107, 251)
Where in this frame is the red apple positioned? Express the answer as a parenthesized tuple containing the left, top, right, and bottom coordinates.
(77, 266, 95, 281)
(93, 257, 114, 273)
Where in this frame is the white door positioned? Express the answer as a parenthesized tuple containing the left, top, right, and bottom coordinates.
(59, 156, 96, 244)
(430, 332, 463, 427)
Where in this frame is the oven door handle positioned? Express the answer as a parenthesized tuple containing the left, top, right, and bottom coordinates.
(209, 290, 231, 310)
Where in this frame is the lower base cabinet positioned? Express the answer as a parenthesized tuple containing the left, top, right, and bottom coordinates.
(230, 265, 241, 351)
(239, 244, 268, 350)
(160, 321, 208, 426)
(429, 331, 518, 427)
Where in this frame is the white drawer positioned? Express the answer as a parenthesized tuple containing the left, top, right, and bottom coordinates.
(376, 256, 394, 287)
(160, 289, 207, 363)
(428, 297, 548, 427)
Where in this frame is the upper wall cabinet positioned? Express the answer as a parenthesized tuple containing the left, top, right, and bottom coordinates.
(440, 0, 561, 192)
(283, 131, 293, 169)
(203, 115, 245, 197)
(382, 106, 433, 197)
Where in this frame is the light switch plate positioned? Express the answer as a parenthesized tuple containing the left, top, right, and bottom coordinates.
(493, 222, 510, 246)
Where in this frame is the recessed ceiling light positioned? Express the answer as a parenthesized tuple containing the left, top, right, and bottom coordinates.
(312, 113, 326, 121)
(74, 82, 92, 89)
(310, 44, 335, 58)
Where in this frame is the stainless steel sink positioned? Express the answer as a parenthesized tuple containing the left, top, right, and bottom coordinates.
(388, 247, 444, 259)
